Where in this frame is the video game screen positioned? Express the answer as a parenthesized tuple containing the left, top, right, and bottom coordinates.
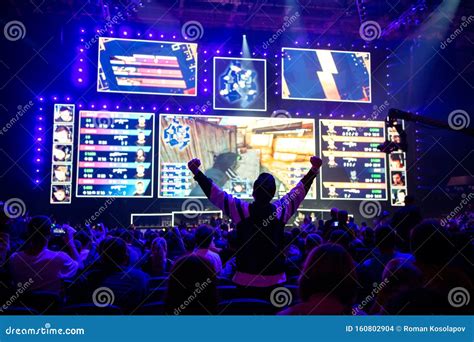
(97, 37, 197, 96)
(76, 110, 155, 197)
(319, 119, 388, 200)
(158, 114, 316, 199)
(282, 48, 371, 103)
(213, 57, 267, 111)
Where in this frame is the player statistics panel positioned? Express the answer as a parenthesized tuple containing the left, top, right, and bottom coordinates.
(76, 111, 155, 198)
(319, 119, 388, 200)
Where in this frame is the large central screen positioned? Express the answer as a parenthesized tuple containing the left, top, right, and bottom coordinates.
(282, 48, 371, 103)
(76, 110, 155, 198)
(158, 114, 316, 199)
(97, 37, 197, 96)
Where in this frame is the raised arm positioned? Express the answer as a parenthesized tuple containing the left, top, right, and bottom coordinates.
(188, 158, 249, 224)
(275, 156, 322, 224)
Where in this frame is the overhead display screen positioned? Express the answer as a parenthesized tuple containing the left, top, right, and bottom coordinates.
(319, 119, 387, 200)
(76, 110, 155, 197)
(97, 37, 197, 96)
(213, 57, 267, 111)
(158, 114, 316, 199)
(282, 48, 371, 103)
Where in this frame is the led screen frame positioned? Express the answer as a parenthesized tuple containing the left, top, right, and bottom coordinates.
(282, 47, 371, 103)
(318, 119, 388, 201)
(213, 57, 267, 111)
(97, 37, 198, 97)
(76, 110, 155, 198)
(158, 113, 317, 199)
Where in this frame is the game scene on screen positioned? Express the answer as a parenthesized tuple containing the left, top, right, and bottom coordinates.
(159, 114, 316, 198)
(319, 119, 388, 200)
(76, 111, 154, 197)
(282, 48, 371, 103)
(213, 57, 266, 111)
(97, 37, 197, 96)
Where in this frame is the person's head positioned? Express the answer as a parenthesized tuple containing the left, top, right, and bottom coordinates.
(98, 237, 129, 269)
(136, 164, 145, 176)
(299, 244, 357, 308)
(330, 208, 338, 219)
(165, 254, 218, 315)
(305, 233, 323, 254)
(337, 210, 349, 225)
(137, 131, 146, 142)
(252, 172, 276, 203)
(328, 229, 352, 250)
(59, 106, 73, 122)
(396, 189, 406, 203)
(410, 219, 454, 266)
(54, 126, 70, 143)
(53, 146, 66, 161)
(138, 116, 146, 127)
(75, 230, 92, 249)
(136, 149, 144, 158)
(194, 225, 214, 249)
(27, 216, 52, 250)
(151, 237, 167, 259)
(52, 186, 67, 202)
(135, 181, 145, 194)
(375, 225, 396, 252)
(392, 172, 403, 185)
(54, 165, 68, 181)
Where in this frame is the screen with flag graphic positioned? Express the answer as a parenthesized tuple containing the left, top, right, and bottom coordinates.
(97, 37, 197, 96)
(282, 48, 371, 103)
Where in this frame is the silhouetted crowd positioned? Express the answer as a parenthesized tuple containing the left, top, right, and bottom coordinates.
(0, 198, 472, 315)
